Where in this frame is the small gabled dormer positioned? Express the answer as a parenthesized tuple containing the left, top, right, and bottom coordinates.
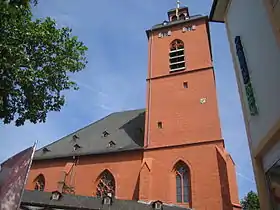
(51, 190, 62, 201)
(152, 200, 163, 210)
(73, 143, 81, 151)
(102, 193, 113, 205)
(72, 134, 79, 141)
(107, 140, 116, 148)
(42, 147, 50, 153)
(102, 131, 110, 138)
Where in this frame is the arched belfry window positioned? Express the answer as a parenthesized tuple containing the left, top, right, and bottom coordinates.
(34, 174, 45, 191)
(171, 15, 177, 21)
(174, 161, 191, 203)
(169, 39, 185, 72)
(179, 13, 185, 20)
(96, 170, 115, 198)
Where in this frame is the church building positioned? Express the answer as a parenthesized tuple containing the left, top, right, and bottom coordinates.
(22, 3, 241, 210)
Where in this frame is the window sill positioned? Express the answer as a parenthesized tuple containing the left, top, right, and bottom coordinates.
(169, 67, 186, 72)
(176, 202, 190, 208)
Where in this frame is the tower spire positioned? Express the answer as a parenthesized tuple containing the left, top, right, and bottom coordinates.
(176, 0, 180, 19)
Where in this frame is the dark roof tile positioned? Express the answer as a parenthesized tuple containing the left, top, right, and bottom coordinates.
(34, 109, 145, 160)
(21, 190, 191, 210)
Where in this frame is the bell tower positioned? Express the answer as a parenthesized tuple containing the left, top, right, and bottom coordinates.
(144, 3, 222, 148)
(140, 3, 241, 210)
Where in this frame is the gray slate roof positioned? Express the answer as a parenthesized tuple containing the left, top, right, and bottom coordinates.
(34, 109, 145, 160)
(21, 190, 191, 210)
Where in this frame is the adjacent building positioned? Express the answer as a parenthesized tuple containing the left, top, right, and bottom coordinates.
(22, 5, 241, 210)
(210, 0, 280, 209)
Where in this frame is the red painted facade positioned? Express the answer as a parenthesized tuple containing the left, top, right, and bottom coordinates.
(25, 7, 241, 210)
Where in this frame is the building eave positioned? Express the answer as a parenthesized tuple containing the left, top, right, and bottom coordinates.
(33, 147, 144, 161)
(209, 0, 229, 23)
(146, 15, 207, 39)
(206, 21, 214, 61)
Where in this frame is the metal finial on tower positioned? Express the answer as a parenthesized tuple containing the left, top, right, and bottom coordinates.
(176, 0, 181, 9)
(176, 0, 180, 19)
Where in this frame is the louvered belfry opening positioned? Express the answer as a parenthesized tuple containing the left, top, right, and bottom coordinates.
(169, 39, 186, 72)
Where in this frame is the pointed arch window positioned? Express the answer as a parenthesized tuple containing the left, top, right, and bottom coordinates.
(169, 39, 185, 72)
(96, 170, 115, 198)
(174, 161, 191, 203)
(34, 174, 45, 191)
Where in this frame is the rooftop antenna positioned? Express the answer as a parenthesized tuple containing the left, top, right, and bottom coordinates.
(176, 0, 180, 20)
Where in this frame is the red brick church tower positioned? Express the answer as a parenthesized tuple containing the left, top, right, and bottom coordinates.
(140, 3, 240, 209)
(23, 3, 241, 210)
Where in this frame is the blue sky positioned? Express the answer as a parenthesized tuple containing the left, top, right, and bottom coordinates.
(0, 0, 256, 199)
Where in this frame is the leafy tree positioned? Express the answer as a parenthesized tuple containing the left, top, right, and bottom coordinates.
(0, 0, 88, 126)
(241, 191, 260, 210)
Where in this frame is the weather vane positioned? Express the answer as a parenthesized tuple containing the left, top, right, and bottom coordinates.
(176, 0, 181, 19)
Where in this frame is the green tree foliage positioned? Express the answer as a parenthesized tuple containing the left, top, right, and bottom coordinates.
(241, 191, 260, 210)
(0, 0, 88, 126)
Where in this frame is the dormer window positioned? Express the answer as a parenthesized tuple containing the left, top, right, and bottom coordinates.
(102, 195, 113, 205)
(152, 200, 163, 210)
(73, 144, 81, 151)
(72, 134, 79, 141)
(103, 131, 110, 137)
(163, 20, 168, 25)
(107, 141, 116, 148)
(42, 147, 50, 153)
(51, 191, 62, 200)
(169, 39, 185, 72)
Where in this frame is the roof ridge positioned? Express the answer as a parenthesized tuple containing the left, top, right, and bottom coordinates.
(113, 108, 145, 114)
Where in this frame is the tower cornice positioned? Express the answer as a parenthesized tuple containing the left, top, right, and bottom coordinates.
(145, 15, 208, 39)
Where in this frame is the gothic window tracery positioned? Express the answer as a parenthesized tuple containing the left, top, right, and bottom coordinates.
(34, 174, 45, 191)
(174, 161, 191, 203)
(96, 170, 115, 198)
